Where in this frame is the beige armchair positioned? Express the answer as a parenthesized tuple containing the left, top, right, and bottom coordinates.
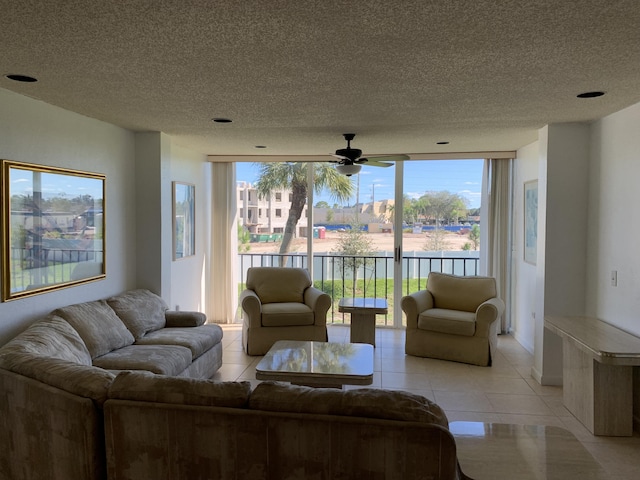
(240, 267, 331, 355)
(402, 272, 505, 366)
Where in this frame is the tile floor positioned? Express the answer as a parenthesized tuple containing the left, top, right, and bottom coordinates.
(214, 324, 640, 479)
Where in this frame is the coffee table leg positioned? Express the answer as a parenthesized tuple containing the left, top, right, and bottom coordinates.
(350, 312, 376, 346)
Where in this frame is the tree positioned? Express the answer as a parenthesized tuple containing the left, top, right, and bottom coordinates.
(424, 228, 450, 251)
(237, 223, 251, 252)
(332, 221, 374, 285)
(420, 191, 468, 225)
(315, 200, 330, 208)
(254, 163, 353, 259)
(469, 224, 480, 250)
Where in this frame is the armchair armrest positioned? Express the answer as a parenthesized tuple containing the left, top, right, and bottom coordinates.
(475, 297, 505, 337)
(165, 310, 206, 328)
(401, 290, 434, 329)
(240, 289, 262, 328)
(303, 287, 331, 326)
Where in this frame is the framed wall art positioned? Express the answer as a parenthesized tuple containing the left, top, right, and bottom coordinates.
(1, 160, 105, 301)
(173, 181, 195, 259)
(524, 179, 538, 265)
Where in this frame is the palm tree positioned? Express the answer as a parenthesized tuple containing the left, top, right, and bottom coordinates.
(254, 162, 353, 258)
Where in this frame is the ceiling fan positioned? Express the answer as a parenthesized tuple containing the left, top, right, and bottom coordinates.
(331, 133, 409, 176)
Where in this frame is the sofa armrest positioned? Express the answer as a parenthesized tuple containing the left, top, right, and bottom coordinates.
(240, 289, 262, 328)
(475, 297, 505, 337)
(304, 287, 331, 326)
(401, 290, 434, 329)
(165, 310, 206, 327)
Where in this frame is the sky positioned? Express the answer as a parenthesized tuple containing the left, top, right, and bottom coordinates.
(236, 159, 484, 209)
(9, 168, 104, 200)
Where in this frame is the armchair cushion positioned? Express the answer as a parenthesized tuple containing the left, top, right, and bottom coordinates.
(246, 267, 311, 304)
(428, 272, 497, 312)
(418, 309, 476, 336)
(261, 303, 315, 327)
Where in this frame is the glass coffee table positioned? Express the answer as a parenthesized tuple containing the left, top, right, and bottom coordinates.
(255, 340, 374, 388)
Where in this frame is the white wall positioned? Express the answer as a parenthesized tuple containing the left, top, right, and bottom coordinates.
(169, 143, 209, 313)
(0, 89, 212, 346)
(587, 101, 640, 335)
(512, 123, 590, 385)
(0, 88, 137, 345)
(512, 141, 538, 353)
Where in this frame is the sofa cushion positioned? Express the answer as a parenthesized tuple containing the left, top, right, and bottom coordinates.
(107, 289, 168, 339)
(418, 309, 476, 336)
(0, 314, 91, 366)
(261, 303, 315, 327)
(164, 310, 206, 328)
(246, 267, 311, 304)
(54, 300, 135, 359)
(108, 370, 251, 408)
(2, 355, 115, 406)
(428, 272, 497, 312)
(249, 382, 448, 428)
(92, 344, 192, 376)
(135, 324, 223, 359)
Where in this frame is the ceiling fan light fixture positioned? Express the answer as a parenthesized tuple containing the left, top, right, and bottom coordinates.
(336, 164, 362, 176)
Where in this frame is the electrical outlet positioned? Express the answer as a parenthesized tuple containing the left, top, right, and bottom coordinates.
(175, 305, 180, 311)
(610, 270, 617, 287)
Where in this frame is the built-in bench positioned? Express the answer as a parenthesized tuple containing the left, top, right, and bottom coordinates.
(545, 315, 640, 436)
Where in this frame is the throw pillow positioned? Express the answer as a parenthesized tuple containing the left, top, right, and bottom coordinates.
(107, 289, 168, 339)
(54, 300, 135, 359)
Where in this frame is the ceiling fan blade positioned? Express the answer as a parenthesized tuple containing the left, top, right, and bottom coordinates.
(367, 154, 410, 162)
(363, 159, 394, 168)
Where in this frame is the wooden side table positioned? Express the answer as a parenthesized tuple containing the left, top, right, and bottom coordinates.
(338, 297, 388, 347)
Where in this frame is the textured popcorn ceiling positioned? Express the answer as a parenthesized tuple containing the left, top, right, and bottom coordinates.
(1, 0, 639, 158)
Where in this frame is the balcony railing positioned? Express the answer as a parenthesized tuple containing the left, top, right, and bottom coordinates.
(9, 247, 102, 292)
(238, 252, 480, 326)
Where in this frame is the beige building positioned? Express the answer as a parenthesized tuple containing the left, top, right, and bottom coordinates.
(236, 182, 308, 236)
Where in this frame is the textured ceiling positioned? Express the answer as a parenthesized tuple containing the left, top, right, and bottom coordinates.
(1, 0, 640, 159)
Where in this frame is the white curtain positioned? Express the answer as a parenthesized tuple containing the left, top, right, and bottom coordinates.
(480, 158, 513, 333)
(206, 162, 238, 323)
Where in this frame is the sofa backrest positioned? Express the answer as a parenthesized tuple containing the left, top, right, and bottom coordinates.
(427, 272, 497, 312)
(53, 300, 135, 359)
(107, 289, 168, 339)
(0, 314, 92, 366)
(246, 267, 312, 304)
(104, 380, 462, 480)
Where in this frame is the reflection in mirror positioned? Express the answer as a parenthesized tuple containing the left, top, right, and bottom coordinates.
(173, 182, 195, 259)
(1, 160, 105, 301)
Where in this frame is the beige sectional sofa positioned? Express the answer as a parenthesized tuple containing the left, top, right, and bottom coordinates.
(0, 288, 469, 480)
(104, 375, 469, 480)
(0, 289, 223, 480)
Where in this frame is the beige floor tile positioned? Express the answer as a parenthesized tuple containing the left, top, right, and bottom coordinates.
(475, 377, 537, 395)
(381, 371, 431, 390)
(486, 393, 554, 415)
(433, 390, 494, 412)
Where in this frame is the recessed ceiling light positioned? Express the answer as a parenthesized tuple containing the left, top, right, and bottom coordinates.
(212, 117, 232, 123)
(436, 141, 450, 145)
(5, 74, 38, 83)
(255, 145, 267, 149)
(577, 91, 605, 98)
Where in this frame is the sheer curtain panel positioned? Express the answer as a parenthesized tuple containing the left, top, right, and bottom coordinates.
(207, 162, 238, 323)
